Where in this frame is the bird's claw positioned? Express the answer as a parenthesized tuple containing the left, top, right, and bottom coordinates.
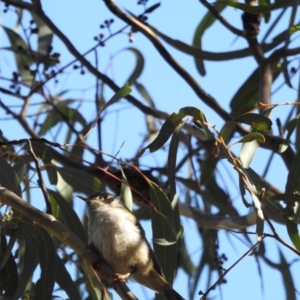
(113, 273, 131, 282)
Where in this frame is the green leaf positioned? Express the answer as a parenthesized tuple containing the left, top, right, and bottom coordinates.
(139, 106, 208, 156)
(234, 113, 272, 131)
(148, 181, 177, 284)
(152, 26, 285, 62)
(86, 84, 132, 138)
(168, 123, 183, 238)
(34, 228, 56, 300)
(13, 224, 38, 300)
(230, 64, 283, 116)
(122, 47, 145, 85)
(220, 122, 237, 144)
(55, 254, 81, 300)
(120, 167, 133, 212)
(269, 193, 300, 203)
(237, 132, 265, 144)
(285, 148, 300, 194)
(0, 234, 19, 296)
(290, 25, 300, 34)
(219, 0, 294, 13)
(31, 13, 53, 55)
(251, 192, 264, 241)
(47, 189, 87, 243)
(56, 167, 103, 195)
(286, 219, 300, 251)
(0, 156, 22, 197)
(240, 139, 260, 168)
(39, 102, 86, 135)
(192, 1, 225, 75)
(101, 84, 132, 114)
(279, 114, 300, 152)
(30, 142, 57, 185)
(1, 25, 34, 86)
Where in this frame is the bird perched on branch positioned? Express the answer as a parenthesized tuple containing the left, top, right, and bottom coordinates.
(78, 192, 184, 300)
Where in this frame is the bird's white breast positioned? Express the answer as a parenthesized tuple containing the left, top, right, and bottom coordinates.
(87, 204, 150, 274)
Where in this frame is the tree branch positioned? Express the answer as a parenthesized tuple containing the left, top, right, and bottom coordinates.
(0, 187, 138, 300)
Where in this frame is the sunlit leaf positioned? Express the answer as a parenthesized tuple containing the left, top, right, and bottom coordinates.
(120, 166, 133, 212)
(56, 167, 103, 195)
(236, 132, 265, 144)
(148, 181, 177, 284)
(139, 106, 208, 156)
(290, 25, 300, 34)
(31, 13, 53, 54)
(101, 84, 132, 114)
(251, 192, 264, 241)
(240, 139, 259, 168)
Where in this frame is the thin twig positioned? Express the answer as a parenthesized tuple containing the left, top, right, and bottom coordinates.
(27, 139, 52, 214)
(264, 211, 300, 257)
(200, 237, 265, 299)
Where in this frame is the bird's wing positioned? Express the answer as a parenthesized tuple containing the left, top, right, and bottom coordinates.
(135, 220, 165, 278)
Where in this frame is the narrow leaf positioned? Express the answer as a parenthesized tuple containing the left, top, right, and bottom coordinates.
(148, 181, 177, 284)
(101, 84, 132, 114)
(34, 228, 57, 300)
(251, 192, 264, 241)
(139, 106, 208, 155)
(237, 132, 265, 144)
(220, 0, 294, 13)
(0, 156, 22, 197)
(290, 25, 300, 34)
(285, 148, 300, 194)
(269, 193, 300, 203)
(240, 139, 259, 168)
(55, 254, 81, 300)
(47, 189, 87, 242)
(234, 113, 272, 131)
(56, 167, 103, 195)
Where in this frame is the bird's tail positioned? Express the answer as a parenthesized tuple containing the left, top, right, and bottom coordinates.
(163, 289, 186, 300)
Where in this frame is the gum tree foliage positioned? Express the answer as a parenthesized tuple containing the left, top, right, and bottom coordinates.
(0, 0, 300, 299)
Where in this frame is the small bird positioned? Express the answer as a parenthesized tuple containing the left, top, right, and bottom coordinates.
(78, 192, 184, 300)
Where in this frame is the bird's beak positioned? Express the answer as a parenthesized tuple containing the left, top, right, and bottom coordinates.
(78, 195, 88, 202)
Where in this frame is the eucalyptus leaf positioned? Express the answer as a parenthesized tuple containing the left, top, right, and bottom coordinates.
(234, 113, 272, 131)
(56, 167, 103, 195)
(219, 0, 294, 13)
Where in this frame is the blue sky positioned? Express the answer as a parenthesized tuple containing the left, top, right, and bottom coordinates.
(1, 0, 300, 299)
